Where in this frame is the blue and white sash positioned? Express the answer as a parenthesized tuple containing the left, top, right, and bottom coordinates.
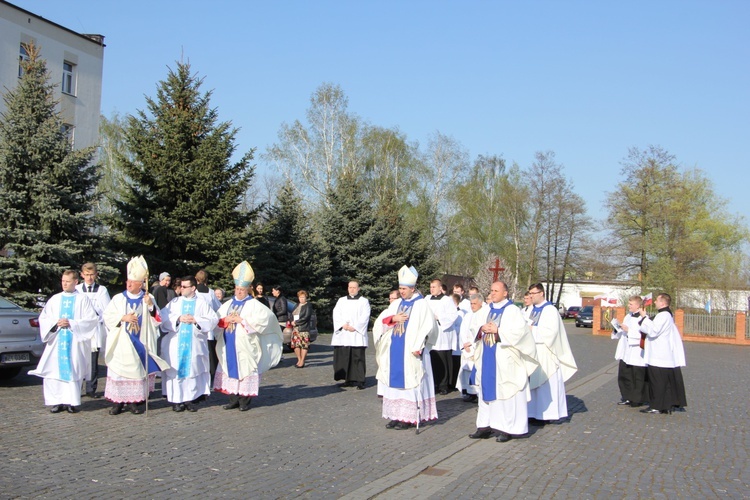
(177, 298, 197, 379)
(124, 292, 159, 374)
(480, 300, 510, 402)
(529, 301, 552, 326)
(57, 295, 76, 382)
(389, 294, 422, 389)
(223, 297, 250, 379)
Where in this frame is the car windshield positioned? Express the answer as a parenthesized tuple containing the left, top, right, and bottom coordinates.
(0, 297, 21, 309)
(581, 306, 593, 313)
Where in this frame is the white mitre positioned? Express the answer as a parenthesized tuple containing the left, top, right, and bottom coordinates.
(127, 255, 149, 282)
(232, 261, 255, 287)
(398, 265, 418, 287)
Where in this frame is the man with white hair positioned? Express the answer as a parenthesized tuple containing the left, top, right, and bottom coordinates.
(103, 256, 170, 415)
(374, 266, 439, 430)
(457, 293, 488, 403)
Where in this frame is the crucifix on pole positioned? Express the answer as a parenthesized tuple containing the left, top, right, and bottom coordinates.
(489, 258, 505, 282)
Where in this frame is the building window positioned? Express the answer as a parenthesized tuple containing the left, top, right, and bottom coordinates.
(61, 124, 75, 147)
(62, 61, 76, 95)
(18, 44, 30, 78)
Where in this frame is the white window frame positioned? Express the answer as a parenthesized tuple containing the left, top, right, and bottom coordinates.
(62, 61, 76, 95)
(18, 44, 29, 78)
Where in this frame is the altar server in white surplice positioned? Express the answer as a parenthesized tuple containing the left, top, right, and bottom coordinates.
(30, 270, 98, 413)
(213, 261, 283, 411)
(374, 265, 439, 430)
(425, 279, 459, 395)
(75, 262, 111, 399)
(469, 282, 539, 442)
(638, 293, 687, 415)
(332, 281, 371, 390)
(527, 282, 578, 423)
(160, 275, 218, 412)
(103, 256, 170, 416)
(613, 295, 648, 407)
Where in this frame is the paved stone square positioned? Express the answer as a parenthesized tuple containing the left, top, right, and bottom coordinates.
(1, 324, 747, 498)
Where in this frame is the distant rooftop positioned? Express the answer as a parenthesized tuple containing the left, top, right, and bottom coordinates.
(1, 0, 106, 46)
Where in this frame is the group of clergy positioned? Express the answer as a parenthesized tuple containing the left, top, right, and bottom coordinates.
(368, 266, 577, 442)
(31, 256, 282, 415)
(31, 256, 581, 442)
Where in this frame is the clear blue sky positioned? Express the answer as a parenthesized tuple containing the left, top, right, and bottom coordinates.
(13, 0, 750, 223)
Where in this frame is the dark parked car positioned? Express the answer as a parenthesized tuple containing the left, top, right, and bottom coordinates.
(0, 296, 43, 379)
(575, 306, 594, 328)
(265, 296, 318, 350)
(565, 306, 582, 319)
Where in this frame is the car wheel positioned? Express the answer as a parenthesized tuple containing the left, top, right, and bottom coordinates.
(0, 367, 23, 379)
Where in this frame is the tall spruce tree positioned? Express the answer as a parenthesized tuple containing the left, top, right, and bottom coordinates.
(319, 173, 405, 324)
(252, 184, 330, 305)
(0, 44, 99, 307)
(106, 62, 257, 281)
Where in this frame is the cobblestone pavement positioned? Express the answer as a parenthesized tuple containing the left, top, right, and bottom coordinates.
(1, 324, 748, 499)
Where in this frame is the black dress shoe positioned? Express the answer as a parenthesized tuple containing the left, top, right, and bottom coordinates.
(617, 400, 631, 406)
(496, 432, 511, 443)
(394, 421, 414, 430)
(463, 394, 478, 403)
(223, 401, 240, 410)
(356, 383, 365, 390)
(128, 403, 143, 415)
(438, 389, 449, 396)
(172, 403, 185, 412)
(66, 405, 79, 414)
(50, 405, 64, 413)
(184, 403, 198, 412)
(238, 404, 252, 412)
(469, 428, 493, 439)
(86, 392, 100, 399)
(385, 420, 398, 429)
(109, 403, 124, 415)
(640, 408, 662, 414)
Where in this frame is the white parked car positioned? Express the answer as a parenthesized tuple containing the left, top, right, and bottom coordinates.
(0, 296, 43, 379)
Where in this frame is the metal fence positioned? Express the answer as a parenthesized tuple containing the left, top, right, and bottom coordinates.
(683, 313, 736, 338)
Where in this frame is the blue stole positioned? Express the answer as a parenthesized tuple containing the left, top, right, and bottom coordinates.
(389, 294, 422, 389)
(57, 294, 76, 382)
(529, 301, 552, 326)
(177, 297, 197, 379)
(223, 297, 250, 379)
(124, 292, 159, 374)
(481, 300, 511, 402)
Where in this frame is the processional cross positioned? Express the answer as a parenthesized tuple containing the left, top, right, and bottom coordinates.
(489, 258, 505, 282)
